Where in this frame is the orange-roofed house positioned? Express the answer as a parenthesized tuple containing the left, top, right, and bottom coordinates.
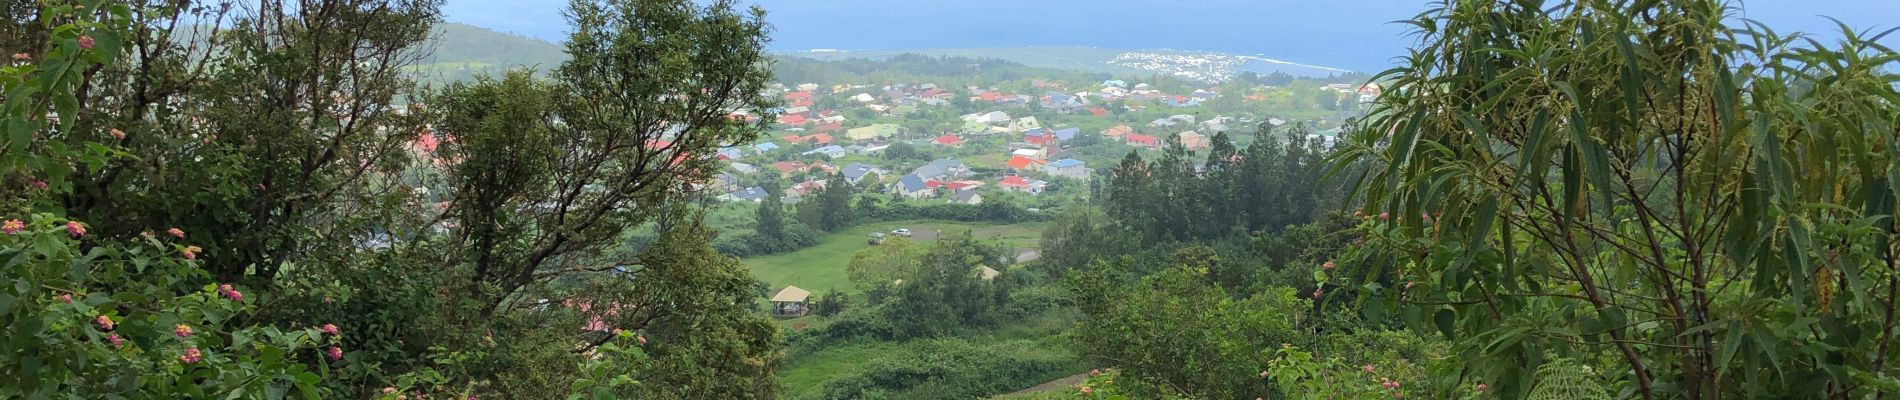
(933, 135, 964, 148)
(1006, 155, 1043, 171)
(998, 175, 1049, 194)
(1126, 134, 1160, 149)
(1102, 125, 1134, 139)
(811, 134, 834, 145)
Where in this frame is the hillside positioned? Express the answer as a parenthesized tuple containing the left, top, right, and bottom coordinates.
(405, 22, 568, 83)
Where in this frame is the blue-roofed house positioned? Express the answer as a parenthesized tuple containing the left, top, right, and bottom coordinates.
(892, 174, 935, 198)
(753, 141, 781, 154)
(911, 158, 968, 180)
(1052, 128, 1080, 141)
(803, 145, 847, 159)
(1044, 158, 1090, 180)
(716, 147, 744, 160)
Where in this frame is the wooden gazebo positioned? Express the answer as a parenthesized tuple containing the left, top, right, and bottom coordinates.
(771, 286, 811, 318)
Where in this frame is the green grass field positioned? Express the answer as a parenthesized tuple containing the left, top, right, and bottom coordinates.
(742, 219, 1047, 296)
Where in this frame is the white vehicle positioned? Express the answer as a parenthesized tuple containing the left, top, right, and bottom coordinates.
(891, 228, 913, 237)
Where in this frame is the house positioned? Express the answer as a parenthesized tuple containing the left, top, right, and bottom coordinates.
(1102, 125, 1134, 139)
(753, 141, 781, 154)
(976, 266, 1000, 281)
(1007, 155, 1042, 171)
(1024, 129, 1055, 147)
(802, 145, 847, 158)
(728, 186, 768, 202)
(846, 124, 903, 141)
(810, 133, 835, 145)
(771, 161, 807, 177)
(1178, 131, 1210, 150)
(1011, 116, 1042, 132)
(912, 158, 968, 180)
(770, 286, 811, 317)
(1011, 148, 1044, 160)
(893, 174, 935, 198)
(789, 180, 828, 197)
(948, 189, 983, 205)
(1051, 128, 1080, 141)
(932, 134, 965, 148)
(776, 114, 808, 126)
(841, 163, 882, 184)
(1044, 158, 1089, 180)
(1127, 134, 1160, 149)
(1102, 79, 1128, 88)
(998, 175, 1048, 194)
(943, 180, 984, 192)
(851, 93, 875, 102)
(1088, 107, 1108, 117)
(715, 147, 744, 160)
(729, 162, 760, 174)
(961, 110, 1011, 124)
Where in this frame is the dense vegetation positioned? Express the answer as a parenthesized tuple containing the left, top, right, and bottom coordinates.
(2, 0, 783, 397)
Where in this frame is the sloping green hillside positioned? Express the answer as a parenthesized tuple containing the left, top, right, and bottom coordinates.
(406, 23, 568, 83)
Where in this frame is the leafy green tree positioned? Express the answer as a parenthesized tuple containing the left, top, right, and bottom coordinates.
(755, 194, 785, 242)
(886, 231, 1003, 338)
(1334, 1, 1900, 398)
(846, 237, 920, 296)
(817, 173, 855, 231)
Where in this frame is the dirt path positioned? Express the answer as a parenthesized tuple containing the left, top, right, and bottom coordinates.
(998, 373, 1089, 398)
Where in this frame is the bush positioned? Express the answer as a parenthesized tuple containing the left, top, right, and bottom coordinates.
(814, 338, 1081, 400)
(1, 214, 337, 398)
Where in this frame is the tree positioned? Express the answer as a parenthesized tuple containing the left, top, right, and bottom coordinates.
(846, 237, 920, 296)
(1335, 1, 1900, 398)
(886, 231, 1003, 338)
(756, 194, 786, 242)
(817, 173, 854, 231)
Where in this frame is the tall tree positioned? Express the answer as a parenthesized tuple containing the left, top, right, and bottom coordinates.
(1335, 1, 1900, 398)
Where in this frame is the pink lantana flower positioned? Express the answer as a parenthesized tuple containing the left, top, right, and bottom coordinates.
(66, 221, 86, 238)
(106, 333, 124, 348)
(57, 294, 73, 304)
(1080, 386, 1093, 394)
(30, 180, 48, 190)
(1322, 261, 1336, 270)
(218, 284, 242, 301)
(109, 128, 125, 139)
(1378, 212, 1389, 221)
(2, 219, 23, 234)
(174, 324, 193, 338)
(183, 245, 202, 260)
(1363, 364, 1375, 373)
(77, 36, 95, 49)
(326, 346, 344, 361)
(167, 227, 184, 238)
(10, 53, 27, 60)
(180, 348, 202, 363)
(321, 323, 340, 336)
(95, 315, 115, 330)
(1312, 288, 1324, 300)
(1475, 383, 1487, 392)
(637, 335, 647, 345)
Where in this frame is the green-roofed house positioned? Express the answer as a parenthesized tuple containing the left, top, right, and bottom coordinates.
(846, 123, 904, 141)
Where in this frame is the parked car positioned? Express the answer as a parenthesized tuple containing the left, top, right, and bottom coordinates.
(891, 228, 912, 237)
(868, 232, 887, 245)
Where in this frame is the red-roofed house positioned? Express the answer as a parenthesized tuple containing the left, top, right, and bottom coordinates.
(813, 122, 843, 134)
(783, 91, 813, 102)
(998, 175, 1048, 194)
(1025, 131, 1055, 147)
(1126, 134, 1160, 149)
(932, 135, 964, 148)
(771, 161, 806, 176)
(1088, 107, 1108, 117)
(978, 92, 1002, 103)
(944, 180, 984, 191)
(1007, 155, 1043, 170)
(778, 114, 808, 126)
(811, 134, 834, 145)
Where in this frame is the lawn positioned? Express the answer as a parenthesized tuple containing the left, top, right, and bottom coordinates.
(742, 219, 1047, 296)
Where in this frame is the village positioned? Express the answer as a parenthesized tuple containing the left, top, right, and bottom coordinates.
(707, 76, 1379, 209)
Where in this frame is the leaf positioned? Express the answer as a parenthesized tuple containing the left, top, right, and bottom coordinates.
(1434, 308, 1456, 340)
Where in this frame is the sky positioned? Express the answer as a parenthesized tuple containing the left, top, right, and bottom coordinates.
(442, 0, 1900, 72)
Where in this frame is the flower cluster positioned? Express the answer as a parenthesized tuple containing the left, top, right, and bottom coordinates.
(217, 284, 242, 301)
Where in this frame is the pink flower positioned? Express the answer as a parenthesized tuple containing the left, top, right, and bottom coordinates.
(1259, 370, 1270, 379)
(1378, 212, 1389, 221)
(1403, 281, 1416, 289)
(1312, 288, 1324, 300)
(106, 333, 123, 347)
(95, 315, 114, 330)
(180, 348, 202, 363)
(66, 221, 86, 238)
(383, 388, 398, 395)
(218, 284, 242, 301)
(3, 219, 23, 234)
(637, 335, 647, 345)
(77, 36, 95, 49)
(10, 53, 27, 60)
(174, 324, 193, 338)
(1090, 368, 1101, 377)
(109, 128, 125, 139)
(183, 245, 202, 260)
(1391, 392, 1402, 399)
(1475, 383, 1487, 392)
(321, 323, 340, 336)
(1363, 364, 1375, 373)
(1323, 261, 1336, 270)
(1080, 386, 1093, 394)
(57, 294, 73, 304)
(167, 228, 184, 238)
(326, 346, 343, 361)
(30, 180, 48, 190)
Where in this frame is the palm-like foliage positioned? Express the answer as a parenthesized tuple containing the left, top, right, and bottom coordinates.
(1334, 0, 1900, 398)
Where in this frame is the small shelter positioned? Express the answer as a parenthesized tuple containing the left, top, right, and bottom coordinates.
(771, 286, 812, 317)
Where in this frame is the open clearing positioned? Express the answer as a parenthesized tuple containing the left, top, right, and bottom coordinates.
(742, 219, 1047, 296)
